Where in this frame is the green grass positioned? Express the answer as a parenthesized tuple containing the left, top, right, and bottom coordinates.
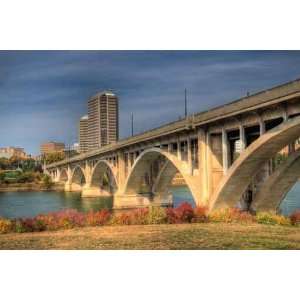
(1, 222, 300, 249)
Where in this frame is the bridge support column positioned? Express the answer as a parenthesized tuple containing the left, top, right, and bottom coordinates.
(64, 166, 73, 192)
(222, 128, 229, 174)
(198, 128, 209, 204)
(81, 186, 111, 197)
(187, 136, 193, 175)
(117, 151, 126, 190)
(114, 193, 172, 209)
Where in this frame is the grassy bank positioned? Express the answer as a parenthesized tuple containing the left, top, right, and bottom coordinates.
(1, 222, 300, 249)
(0, 182, 64, 192)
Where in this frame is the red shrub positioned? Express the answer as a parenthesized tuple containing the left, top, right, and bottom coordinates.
(175, 202, 195, 223)
(55, 209, 86, 229)
(86, 209, 111, 226)
(290, 210, 300, 225)
(166, 207, 179, 224)
(166, 202, 195, 223)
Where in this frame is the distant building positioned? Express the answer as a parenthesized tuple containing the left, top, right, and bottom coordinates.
(64, 143, 80, 158)
(40, 142, 65, 155)
(0, 147, 27, 159)
(72, 143, 80, 152)
(87, 91, 119, 151)
(79, 115, 89, 153)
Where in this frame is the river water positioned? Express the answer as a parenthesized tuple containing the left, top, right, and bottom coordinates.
(0, 184, 299, 219)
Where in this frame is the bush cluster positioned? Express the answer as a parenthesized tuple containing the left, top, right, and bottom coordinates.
(209, 208, 255, 224)
(110, 203, 203, 226)
(256, 212, 291, 226)
(0, 171, 41, 185)
(1, 203, 300, 235)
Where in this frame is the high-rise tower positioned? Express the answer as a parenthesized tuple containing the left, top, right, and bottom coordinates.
(87, 91, 119, 150)
(79, 115, 89, 153)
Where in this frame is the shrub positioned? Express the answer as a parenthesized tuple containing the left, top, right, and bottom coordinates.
(130, 208, 149, 225)
(110, 212, 132, 225)
(147, 206, 167, 224)
(17, 172, 35, 183)
(15, 219, 28, 233)
(192, 205, 209, 223)
(55, 209, 86, 229)
(35, 214, 57, 231)
(42, 174, 53, 189)
(175, 202, 195, 223)
(0, 172, 5, 184)
(166, 202, 195, 224)
(86, 209, 111, 226)
(290, 210, 300, 226)
(0, 218, 13, 234)
(256, 212, 291, 226)
(209, 208, 254, 224)
(34, 209, 86, 231)
(166, 207, 179, 224)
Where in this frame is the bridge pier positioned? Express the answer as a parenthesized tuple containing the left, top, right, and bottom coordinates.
(64, 182, 82, 192)
(113, 192, 172, 209)
(81, 185, 111, 197)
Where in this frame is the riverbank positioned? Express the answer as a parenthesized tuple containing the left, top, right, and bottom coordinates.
(1, 222, 300, 249)
(0, 182, 64, 192)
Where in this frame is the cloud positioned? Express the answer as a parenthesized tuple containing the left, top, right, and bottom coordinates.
(1, 50, 300, 154)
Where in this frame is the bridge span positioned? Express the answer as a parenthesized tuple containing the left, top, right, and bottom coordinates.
(46, 78, 300, 212)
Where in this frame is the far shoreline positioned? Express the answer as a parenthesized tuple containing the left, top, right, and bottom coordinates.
(0, 183, 64, 193)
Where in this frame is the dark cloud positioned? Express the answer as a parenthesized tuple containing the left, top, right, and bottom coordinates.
(1, 50, 300, 154)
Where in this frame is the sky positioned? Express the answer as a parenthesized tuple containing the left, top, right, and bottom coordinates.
(1, 50, 300, 155)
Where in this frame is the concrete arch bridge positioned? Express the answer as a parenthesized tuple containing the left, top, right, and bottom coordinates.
(46, 79, 300, 213)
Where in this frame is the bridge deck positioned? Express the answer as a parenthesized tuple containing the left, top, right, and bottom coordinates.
(47, 78, 300, 168)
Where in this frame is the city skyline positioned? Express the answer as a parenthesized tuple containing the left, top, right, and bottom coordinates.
(2, 50, 300, 155)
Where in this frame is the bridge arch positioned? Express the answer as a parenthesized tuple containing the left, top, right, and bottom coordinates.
(70, 165, 86, 191)
(90, 160, 117, 193)
(123, 148, 199, 205)
(210, 116, 300, 211)
(251, 149, 300, 213)
(58, 168, 68, 182)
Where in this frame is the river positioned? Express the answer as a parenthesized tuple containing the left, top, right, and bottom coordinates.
(0, 184, 299, 219)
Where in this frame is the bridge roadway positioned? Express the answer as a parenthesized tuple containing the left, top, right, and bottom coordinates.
(46, 78, 300, 212)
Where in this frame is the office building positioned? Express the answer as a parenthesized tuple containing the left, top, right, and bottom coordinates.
(40, 142, 65, 155)
(87, 91, 119, 150)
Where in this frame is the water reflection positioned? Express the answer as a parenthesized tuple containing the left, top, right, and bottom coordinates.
(171, 186, 196, 207)
(0, 187, 194, 219)
(0, 191, 113, 219)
